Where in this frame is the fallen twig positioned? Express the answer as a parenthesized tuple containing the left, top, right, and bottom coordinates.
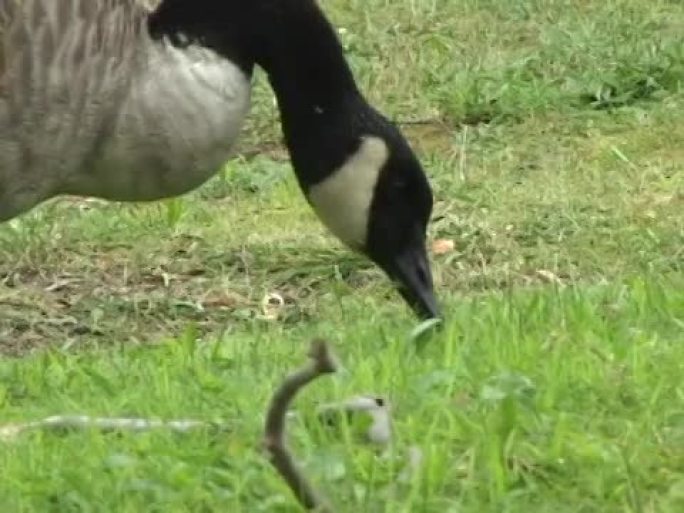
(263, 339, 339, 512)
(0, 415, 223, 442)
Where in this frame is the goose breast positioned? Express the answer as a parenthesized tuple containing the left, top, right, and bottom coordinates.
(0, 0, 251, 221)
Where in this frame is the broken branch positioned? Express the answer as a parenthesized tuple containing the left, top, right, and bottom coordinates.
(263, 339, 339, 511)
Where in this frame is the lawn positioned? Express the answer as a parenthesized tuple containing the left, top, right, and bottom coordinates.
(1, 0, 683, 511)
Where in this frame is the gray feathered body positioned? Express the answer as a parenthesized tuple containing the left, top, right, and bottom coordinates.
(0, 0, 251, 221)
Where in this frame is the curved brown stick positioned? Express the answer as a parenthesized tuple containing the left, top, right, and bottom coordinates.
(263, 339, 338, 512)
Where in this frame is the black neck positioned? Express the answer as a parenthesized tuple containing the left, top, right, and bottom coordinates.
(253, 2, 358, 116)
(148, 0, 382, 189)
(252, 1, 375, 189)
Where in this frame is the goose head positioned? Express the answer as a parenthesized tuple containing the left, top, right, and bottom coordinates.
(251, 3, 441, 320)
(147, 0, 441, 319)
(302, 117, 440, 320)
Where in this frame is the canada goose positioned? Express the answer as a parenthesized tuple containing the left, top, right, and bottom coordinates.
(0, 0, 440, 319)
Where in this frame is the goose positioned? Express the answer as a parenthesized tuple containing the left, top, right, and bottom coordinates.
(0, 0, 440, 319)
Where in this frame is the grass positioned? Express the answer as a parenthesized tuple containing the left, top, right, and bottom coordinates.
(1, 0, 683, 510)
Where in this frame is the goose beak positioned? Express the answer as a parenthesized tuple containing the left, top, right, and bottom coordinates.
(386, 244, 440, 320)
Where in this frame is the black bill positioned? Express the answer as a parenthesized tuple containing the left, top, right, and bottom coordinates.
(388, 244, 440, 319)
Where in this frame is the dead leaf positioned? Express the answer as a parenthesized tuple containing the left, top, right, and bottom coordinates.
(535, 269, 563, 285)
(201, 290, 244, 309)
(261, 292, 285, 320)
(316, 395, 392, 446)
(431, 239, 455, 255)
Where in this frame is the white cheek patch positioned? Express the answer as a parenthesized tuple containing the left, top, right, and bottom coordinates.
(308, 136, 389, 250)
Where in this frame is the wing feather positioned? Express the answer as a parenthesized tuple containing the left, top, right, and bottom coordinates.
(0, 0, 150, 197)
